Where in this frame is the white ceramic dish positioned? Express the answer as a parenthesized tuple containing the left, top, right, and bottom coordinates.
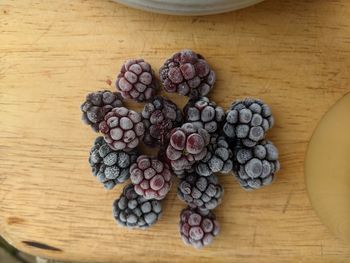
(113, 0, 264, 15)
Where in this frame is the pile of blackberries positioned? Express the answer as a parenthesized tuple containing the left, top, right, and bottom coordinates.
(81, 49, 280, 249)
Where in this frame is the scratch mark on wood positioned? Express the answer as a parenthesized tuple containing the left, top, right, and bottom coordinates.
(22, 241, 62, 252)
(32, 21, 55, 45)
(282, 191, 293, 214)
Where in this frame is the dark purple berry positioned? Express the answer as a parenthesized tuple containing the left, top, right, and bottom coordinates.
(113, 184, 162, 229)
(196, 136, 233, 176)
(159, 50, 215, 98)
(179, 207, 220, 249)
(116, 59, 158, 102)
(81, 90, 123, 132)
(130, 155, 173, 200)
(178, 173, 223, 210)
(99, 107, 145, 151)
(223, 98, 274, 147)
(142, 96, 183, 147)
(166, 123, 210, 177)
(232, 140, 280, 190)
(184, 97, 225, 137)
(89, 137, 138, 189)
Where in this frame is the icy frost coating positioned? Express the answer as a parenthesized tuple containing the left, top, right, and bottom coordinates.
(130, 155, 173, 200)
(116, 59, 157, 102)
(89, 137, 138, 189)
(81, 90, 123, 132)
(233, 140, 280, 190)
(99, 107, 145, 151)
(159, 49, 215, 98)
(113, 184, 162, 229)
(179, 207, 220, 249)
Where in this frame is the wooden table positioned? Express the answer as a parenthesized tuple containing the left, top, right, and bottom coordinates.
(1, 0, 350, 262)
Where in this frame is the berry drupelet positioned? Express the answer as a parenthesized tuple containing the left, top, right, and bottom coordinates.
(99, 107, 145, 151)
(195, 135, 233, 176)
(81, 90, 123, 132)
(142, 96, 183, 147)
(183, 97, 225, 137)
(179, 207, 220, 249)
(89, 137, 138, 189)
(116, 59, 158, 102)
(232, 140, 280, 190)
(178, 173, 223, 210)
(159, 49, 216, 98)
(113, 184, 162, 229)
(130, 155, 173, 200)
(223, 98, 274, 147)
(166, 123, 210, 177)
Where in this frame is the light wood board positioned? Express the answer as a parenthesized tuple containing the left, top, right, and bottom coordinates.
(1, 0, 350, 262)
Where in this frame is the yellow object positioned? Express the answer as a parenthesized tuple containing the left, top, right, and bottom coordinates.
(306, 93, 350, 244)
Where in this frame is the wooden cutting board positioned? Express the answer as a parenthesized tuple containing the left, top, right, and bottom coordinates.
(1, 0, 350, 262)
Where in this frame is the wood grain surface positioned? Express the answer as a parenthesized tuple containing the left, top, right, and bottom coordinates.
(1, 0, 350, 262)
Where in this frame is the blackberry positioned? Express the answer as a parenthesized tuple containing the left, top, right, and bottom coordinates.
(233, 140, 280, 190)
(223, 98, 274, 147)
(130, 155, 173, 200)
(142, 96, 183, 147)
(179, 207, 220, 249)
(89, 137, 138, 189)
(113, 184, 162, 229)
(81, 90, 123, 132)
(99, 107, 145, 151)
(116, 59, 158, 102)
(184, 97, 225, 136)
(157, 147, 194, 179)
(178, 173, 223, 210)
(196, 136, 233, 176)
(159, 50, 215, 98)
(166, 123, 210, 177)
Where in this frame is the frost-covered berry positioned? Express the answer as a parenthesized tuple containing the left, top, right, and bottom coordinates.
(232, 140, 280, 190)
(113, 184, 162, 229)
(196, 136, 233, 176)
(142, 96, 183, 147)
(223, 98, 274, 147)
(178, 173, 223, 210)
(99, 107, 145, 151)
(179, 207, 220, 249)
(130, 155, 173, 200)
(116, 59, 158, 102)
(159, 50, 216, 98)
(89, 137, 138, 189)
(81, 90, 123, 132)
(166, 123, 210, 177)
(184, 97, 225, 136)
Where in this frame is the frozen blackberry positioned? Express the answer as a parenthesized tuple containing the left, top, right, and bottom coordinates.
(159, 49, 216, 98)
(179, 207, 220, 249)
(184, 97, 225, 136)
(113, 184, 162, 229)
(99, 107, 145, 151)
(196, 136, 233, 176)
(116, 59, 158, 102)
(157, 147, 194, 179)
(166, 123, 210, 177)
(178, 173, 223, 210)
(223, 98, 274, 147)
(130, 155, 173, 200)
(142, 96, 183, 147)
(89, 137, 138, 189)
(232, 140, 280, 190)
(81, 90, 123, 132)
